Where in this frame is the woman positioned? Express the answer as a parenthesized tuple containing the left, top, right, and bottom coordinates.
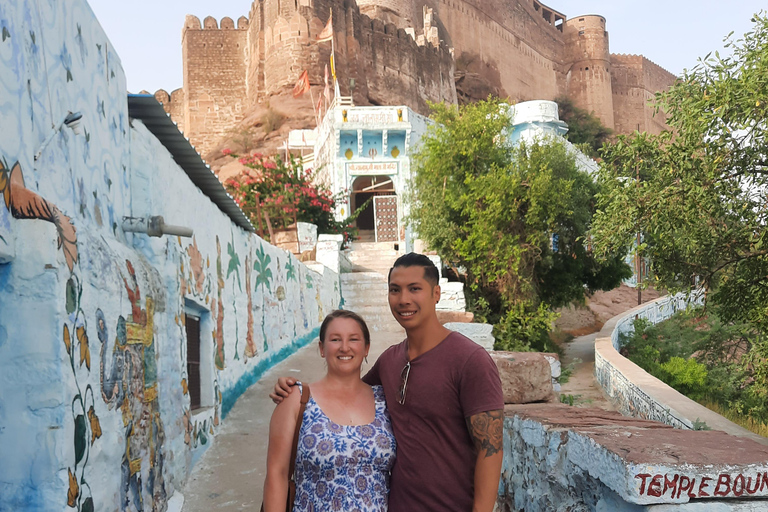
(263, 310, 396, 512)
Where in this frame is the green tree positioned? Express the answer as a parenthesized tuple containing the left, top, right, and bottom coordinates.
(591, 13, 768, 330)
(409, 98, 630, 351)
(592, 14, 768, 417)
(555, 96, 613, 158)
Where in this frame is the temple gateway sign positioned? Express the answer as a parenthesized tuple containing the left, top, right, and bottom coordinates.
(347, 162, 399, 176)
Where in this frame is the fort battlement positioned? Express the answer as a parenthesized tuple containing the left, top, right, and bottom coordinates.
(170, 0, 676, 158)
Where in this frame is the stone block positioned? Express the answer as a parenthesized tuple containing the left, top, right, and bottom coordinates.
(446, 322, 494, 351)
(490, 352, 555, 404)
(297, 222, 317, 253)
(437, 310, 474, 324)
(437, 281, 466, 312)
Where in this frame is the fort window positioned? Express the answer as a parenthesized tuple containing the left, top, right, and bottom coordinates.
(579, 18, 585, 22)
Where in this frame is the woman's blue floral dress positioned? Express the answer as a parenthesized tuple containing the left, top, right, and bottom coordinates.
(292, 383, 396, 511)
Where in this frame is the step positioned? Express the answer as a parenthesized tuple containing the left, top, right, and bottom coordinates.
(348, 241, 404, 252)
(341, 273, 388, 283)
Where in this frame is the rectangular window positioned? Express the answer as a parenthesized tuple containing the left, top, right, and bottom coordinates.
(186, 314, 201, 410)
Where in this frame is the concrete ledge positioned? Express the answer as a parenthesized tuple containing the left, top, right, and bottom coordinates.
(500, 404, 768, 510)
(594, 295, 768, 446)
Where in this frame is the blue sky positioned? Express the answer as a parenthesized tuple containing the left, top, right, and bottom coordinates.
(87, 0, 766, 94)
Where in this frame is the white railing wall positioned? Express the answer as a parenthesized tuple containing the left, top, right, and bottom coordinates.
(594, 292, 768, 444)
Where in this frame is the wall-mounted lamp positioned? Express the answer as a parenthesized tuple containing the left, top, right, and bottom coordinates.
(34, 111, 84, 162)
(349, 78, 356, 92)
(122, 216, 194, 238)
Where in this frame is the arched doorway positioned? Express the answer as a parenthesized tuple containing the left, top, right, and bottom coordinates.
(351, 176, 397, 241)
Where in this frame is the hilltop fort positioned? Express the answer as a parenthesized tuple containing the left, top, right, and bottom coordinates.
(153, 0, 677, 158)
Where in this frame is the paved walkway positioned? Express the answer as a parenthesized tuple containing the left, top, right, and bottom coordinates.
(179, 330, 404, 511)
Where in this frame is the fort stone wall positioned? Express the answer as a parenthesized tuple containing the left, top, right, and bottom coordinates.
(166, 0, 677, 158)
(353, 13, 456, 111)
(611, 54, 676, 135)
(432, 0, 565, 102)
(562, 15, 615, 129)
(181, 15, 249, 155)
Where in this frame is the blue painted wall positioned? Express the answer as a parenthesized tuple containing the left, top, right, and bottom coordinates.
(0, 2, 340, 510)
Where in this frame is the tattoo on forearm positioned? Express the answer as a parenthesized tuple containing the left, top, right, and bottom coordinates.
(466, 410, 503, 458)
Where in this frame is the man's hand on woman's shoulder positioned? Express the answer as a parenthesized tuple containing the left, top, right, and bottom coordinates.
(269, 376, 299, 404)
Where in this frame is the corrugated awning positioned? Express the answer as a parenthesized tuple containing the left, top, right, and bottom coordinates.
(127, 94, 255, 233)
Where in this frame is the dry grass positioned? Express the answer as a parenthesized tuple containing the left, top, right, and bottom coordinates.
(261, 107, 285, 133)
(699, 400, 768, 438)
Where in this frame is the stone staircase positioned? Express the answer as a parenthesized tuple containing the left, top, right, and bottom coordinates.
(341, 242, 404, 333)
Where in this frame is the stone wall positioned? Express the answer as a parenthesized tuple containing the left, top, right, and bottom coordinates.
(166, 0, 678, 157)
(611, 54, 676, 135)
(0, 2, 340, 510)
(562, 14, 615, 129)
(181, 15, 249, 156)
(435, 0, 565, 102)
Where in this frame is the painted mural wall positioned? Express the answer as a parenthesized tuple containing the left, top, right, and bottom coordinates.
(0, 2, 340, 511)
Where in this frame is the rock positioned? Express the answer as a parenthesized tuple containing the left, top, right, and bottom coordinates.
(490, 352, 555, 404)
(445, 322, 493, 350)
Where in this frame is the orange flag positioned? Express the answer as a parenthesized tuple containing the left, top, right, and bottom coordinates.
(292, 70, 310, 98)
(316, 12, 333, 43)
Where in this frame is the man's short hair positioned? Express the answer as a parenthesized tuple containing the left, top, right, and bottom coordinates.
(388, 252, 440, 287)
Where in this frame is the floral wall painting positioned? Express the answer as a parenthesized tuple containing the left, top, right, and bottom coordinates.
(226, 230, 241, 361)
(253, 242, 273, 353)
(244, 250, 258, 360)
(1, 158, 78, 271)
(187, 236, 208, 297)
(64, 273, 100, 512)
(213, 236, 226, 370)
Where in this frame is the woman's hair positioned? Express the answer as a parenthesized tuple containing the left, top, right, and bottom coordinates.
(319, 310, 371, 347)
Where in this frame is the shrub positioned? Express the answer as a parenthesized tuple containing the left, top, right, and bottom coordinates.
(261, 107, 285, 133)
(659, 357, 708, 400)
(224, 154, 361, 247)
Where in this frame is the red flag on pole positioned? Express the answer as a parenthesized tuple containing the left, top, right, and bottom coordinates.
(292, 70, 310, 98)
(316, 12, 333, 43)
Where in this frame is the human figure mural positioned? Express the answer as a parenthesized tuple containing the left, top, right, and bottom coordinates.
(98, 260, 167, 511)
(0, 159, 78, 271)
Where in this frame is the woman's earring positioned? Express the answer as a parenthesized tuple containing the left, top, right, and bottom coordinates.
(364, 355, 369, 364)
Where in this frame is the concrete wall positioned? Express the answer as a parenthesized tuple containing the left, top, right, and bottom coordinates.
(594, 293, 768, 446)
(499, 404, 768, 511)
(0, 2, 340, 510)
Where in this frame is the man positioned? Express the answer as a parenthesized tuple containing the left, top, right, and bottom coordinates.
(272, 253, 504, 511)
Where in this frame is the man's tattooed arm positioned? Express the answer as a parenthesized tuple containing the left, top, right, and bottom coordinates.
(466, 410, 504, 457)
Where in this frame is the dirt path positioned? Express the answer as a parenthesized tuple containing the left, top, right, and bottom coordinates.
(558, 333, 615, 409)
(555, 285, 663, 409)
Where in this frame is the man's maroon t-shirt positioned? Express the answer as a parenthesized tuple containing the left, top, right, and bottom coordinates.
(363, 331, 504, 511)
